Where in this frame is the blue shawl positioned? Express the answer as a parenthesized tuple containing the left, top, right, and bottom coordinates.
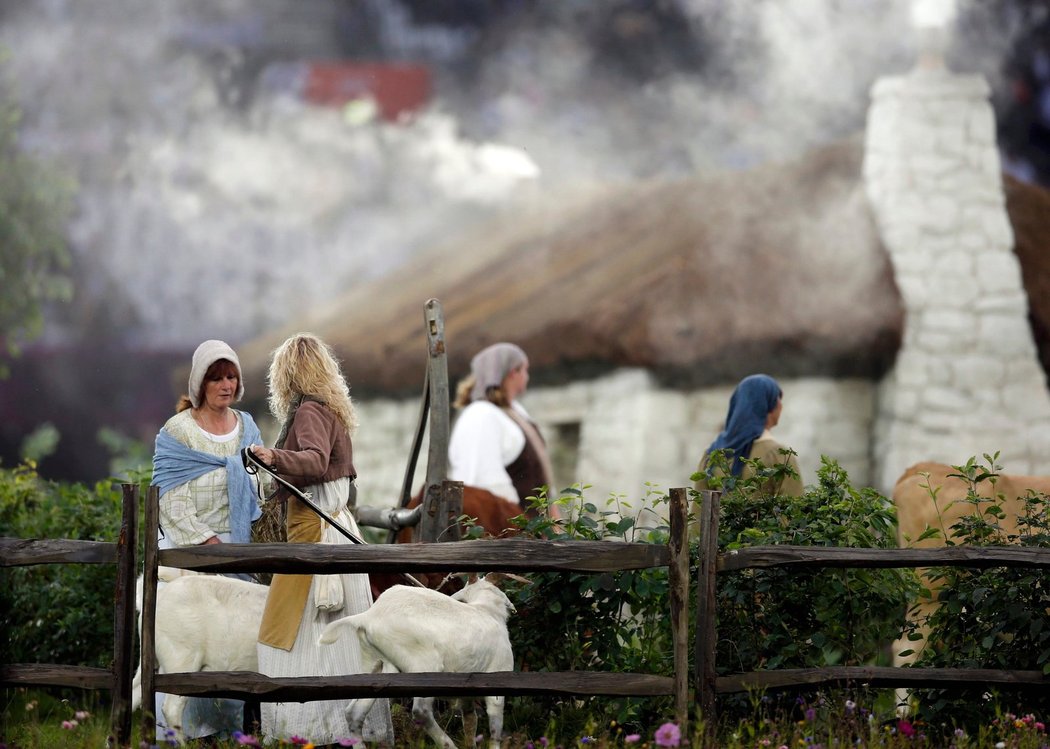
(704, 374, 782, 478)
(151, 410, 263, 543)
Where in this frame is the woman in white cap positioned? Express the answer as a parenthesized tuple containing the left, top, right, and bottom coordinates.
(149, 339, 264, 740)
(248, 333, 393, 745)
(448, 342, 555, 513)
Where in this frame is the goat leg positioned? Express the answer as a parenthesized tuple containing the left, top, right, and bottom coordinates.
(484, 695, 504, 749)
(412, 696, 457, 749)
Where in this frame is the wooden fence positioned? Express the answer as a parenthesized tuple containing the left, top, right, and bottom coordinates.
(138, 483, 695, 744)
(692, 489, 1050, 723)
(0, 484, 139, 747)
(6, 483, 1050, 746)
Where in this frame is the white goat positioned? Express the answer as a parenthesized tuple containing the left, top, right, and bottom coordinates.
(318, 574, 516, 749)
(131, 573, 268, 742)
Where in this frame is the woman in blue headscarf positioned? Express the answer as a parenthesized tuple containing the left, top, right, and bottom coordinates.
(694, 374, 803, 496)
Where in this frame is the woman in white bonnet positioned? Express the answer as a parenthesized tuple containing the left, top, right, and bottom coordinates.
(150, 339, 264, 740)
(448, 342, 556, 512)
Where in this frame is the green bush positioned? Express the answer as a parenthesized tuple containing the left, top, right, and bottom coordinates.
(0, 461, 148, 670)
(503, 485, 678, 735)
(499, 457, 918, 736)
(910, 456, 1050, 733)
(704, 452, 918, 676)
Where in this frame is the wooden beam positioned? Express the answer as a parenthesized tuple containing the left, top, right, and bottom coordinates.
(719, 545, 1050, 572)
(716, 666, 1049, 693)
(158, 538, 671, 574)
(0, 537, 117, 566)
(109, 484, 138, 748)
(155, 670, 675, 701)
(1, 664, 112, 690)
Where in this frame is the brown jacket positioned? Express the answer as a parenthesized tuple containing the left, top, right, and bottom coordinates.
(258, 400, 356, 650)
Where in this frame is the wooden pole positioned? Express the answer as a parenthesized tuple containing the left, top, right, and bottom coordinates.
(694, 489, 720, 727)
(440, 480, 464, 543)
(140, 485, 160, 744)
(668, 488, 690, 732)
(108, 484, 138, 747)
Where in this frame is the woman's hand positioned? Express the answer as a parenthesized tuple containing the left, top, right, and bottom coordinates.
(201, 535, 222, 545)
(251, 444, 275, 468)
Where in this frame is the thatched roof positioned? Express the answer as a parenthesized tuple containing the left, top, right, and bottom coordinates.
(1005, 174, 1050, 380)
(238, 137, 1050, 398)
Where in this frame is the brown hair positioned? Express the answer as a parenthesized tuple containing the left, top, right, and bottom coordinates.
(453, 374, 510, 409)
(176, 359, 240, 413)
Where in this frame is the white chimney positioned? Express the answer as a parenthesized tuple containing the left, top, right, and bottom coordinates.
(863, 4, 1050, 489)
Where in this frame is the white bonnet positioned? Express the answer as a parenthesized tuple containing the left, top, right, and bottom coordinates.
(188, 339, 244, 408)
(469, 342, 528, 402)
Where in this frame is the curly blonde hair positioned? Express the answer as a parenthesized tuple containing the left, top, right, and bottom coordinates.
(266, 333, 357, 435)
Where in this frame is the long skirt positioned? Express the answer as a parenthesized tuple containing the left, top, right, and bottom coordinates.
(258, 480, 393, 745)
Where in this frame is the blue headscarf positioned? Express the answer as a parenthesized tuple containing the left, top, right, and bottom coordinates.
(704, 374, 783, 478)
(151, 411, 263, 543)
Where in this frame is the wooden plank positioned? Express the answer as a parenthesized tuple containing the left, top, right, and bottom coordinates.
(0, 537, 117, 566)
(668, 488, 690, 731)
(423, 298, 450, 488)
(155, 670, 675, 701)
(158, 538, 671, 574)
(695, 490, 720, 726)
(140, 485, 160, 745)
(718, 545, 1050, 572)
(1, 664, 112, 690)
(109, 484, 138, 748)
(716, 666, 1049, 693)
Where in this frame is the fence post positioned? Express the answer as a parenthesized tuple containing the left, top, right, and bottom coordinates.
(109, 484, 138, 747)
(694, 489, 720, 727)
(418, 480, 464, 543)
(140, 485, 160, 744)
(668, 488, 690, 732)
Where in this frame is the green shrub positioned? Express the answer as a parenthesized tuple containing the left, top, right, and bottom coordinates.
(503, 485, 678, 734)
(499, 457, 918, 736)
(910, 456, 1050, 734)
(704, 452, 918, 675)
(0, 461, 149, 670)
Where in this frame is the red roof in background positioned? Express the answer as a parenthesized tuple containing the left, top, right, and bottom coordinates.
(302, 62, 430, 121)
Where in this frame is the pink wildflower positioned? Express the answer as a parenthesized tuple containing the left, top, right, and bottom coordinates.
(654, 722, 682, 747)
(61, 720, 78, 730)
(75, 710, 90, 720)
(625, 735, 641, 744)
(337, 739, 360, 747)
(233, 732, 262, 747)
(897, 720, 916, 738)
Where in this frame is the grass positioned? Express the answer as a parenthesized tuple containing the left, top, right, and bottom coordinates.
(3, 689, 1049, 749)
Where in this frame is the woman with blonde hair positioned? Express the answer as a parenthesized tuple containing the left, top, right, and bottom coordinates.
(250, 333, 392, 744)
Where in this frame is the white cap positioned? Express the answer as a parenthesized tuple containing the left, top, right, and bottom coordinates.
(188, 339, 244, 408)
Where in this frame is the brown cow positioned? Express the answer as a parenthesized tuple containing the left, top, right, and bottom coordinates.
(890, 461, 1048, 666)
(369, 486, 529, 597)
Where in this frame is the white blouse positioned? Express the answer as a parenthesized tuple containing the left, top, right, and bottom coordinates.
(448, 400, 530, 503)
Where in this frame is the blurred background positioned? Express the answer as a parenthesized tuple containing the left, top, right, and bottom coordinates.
(1, 0, 1048, 483)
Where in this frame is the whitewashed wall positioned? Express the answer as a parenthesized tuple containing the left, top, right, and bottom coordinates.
(350, 372, 878, 518)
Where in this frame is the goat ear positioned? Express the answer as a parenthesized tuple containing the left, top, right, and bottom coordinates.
(466, 573, 479, 585)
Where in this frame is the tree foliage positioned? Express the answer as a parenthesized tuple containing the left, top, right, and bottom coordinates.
(0, 54, 73, 374)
